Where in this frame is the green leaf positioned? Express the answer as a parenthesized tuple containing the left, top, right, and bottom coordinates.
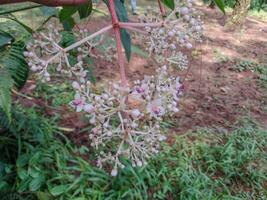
(3, 41, 29, 89)
(18, 168, 28, 180)
(161, 0, 175, 10)
(132, 45, 148, 58)
(36, 192, 52, 200)
(0, 30, 14, 48)
(59, 32, 76, 47)
(50, 185, 69, 196)
(62, 17, 75, 31)
(78, 1, 92, 19)
(39, 6, 58, 17)
(120, 29, 131, 61)
(213, 0, 225, 14)
(5, 15, 33, 34)
(29, 175, 45, 191)
(114, 0, 131, 61)
(0, 71, 13, 121)
(59, 6, 78, 22)
(59, 6, 77, 31)
(0, 5, 42, 16)
(114, 0, 128, 22)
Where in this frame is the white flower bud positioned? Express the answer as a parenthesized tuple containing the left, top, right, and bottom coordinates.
(23, 52, 29, 57)
(28, 52, 34, 57)
(159, 135, 167, 141)
(102, 94, 109, 100)
(111, 168, 118, 177)
(180, 7, 189, 15)
(95, 96, 101, 101)
(90, 118, 96, 124)
(72, 81, 80, 89)
(107, 131, 112, 137)
(184, 15, 190, 21)
(31, 65, 38, 72)
(168, 31, 175, 37)
(186, 43, 193, 49)
(131, 109, 141, 118)
(84, 104, 94, 113)
(137, 160, 142, 167)
(173, 107, 179, 112)
(194, 25, 201, 32)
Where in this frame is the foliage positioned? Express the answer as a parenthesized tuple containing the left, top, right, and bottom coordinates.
(0, 41, 29, 120)
(229, 59, 267, 88)
(1, 107, 266, 199)
(203, 0, 267, 11)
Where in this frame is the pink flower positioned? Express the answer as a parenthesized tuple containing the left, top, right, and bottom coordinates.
(146, 99, 165, 118)
(134, 84, 148, 95)
(171, 78, 183, 100)
(70, 93, 85, 112)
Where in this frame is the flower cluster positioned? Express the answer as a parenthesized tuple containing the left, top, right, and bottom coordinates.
(23, 25, 115, 82)
(70, 66, 182, 176)
(23, 24, 68, 81)
(137, 0, 203, 68)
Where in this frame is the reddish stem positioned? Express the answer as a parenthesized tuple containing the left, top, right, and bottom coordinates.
(108, 0, 127, 87)
(0, 0, 88, 6)
(157, 0, 165, 16)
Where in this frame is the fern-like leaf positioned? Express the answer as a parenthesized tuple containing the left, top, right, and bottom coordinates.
(0, 71, 13, 121)
(3, 41, 29, 89)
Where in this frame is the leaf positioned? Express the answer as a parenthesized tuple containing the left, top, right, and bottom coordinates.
(16, 154, 30, 168)
(161, 0, 175, 10)
(132, 45, 148, 58)
(29, 175, 45, 191)
(18, 168, 28, 180)
(78, 0, 92, 19)
(59, 6, 77, 31)
(0, 5, 42, 16)
(114, 0, 131, 61)
(213, 0, 225, 14)
(59, 32, 76, 47)
(3, 41, 29, 89)
(36, 192, 52, 200)
(59, 6, 78, 22)
(114, 0, 128, 22)
(5, 15, 33, 34)
(39, 6, 58, 17)
(120, 29, 131, 61)
(0, 71, 13, 121)
(62, 17, 75, 31)
(50, 185, 69, 196)
(0, 30, 14, 48)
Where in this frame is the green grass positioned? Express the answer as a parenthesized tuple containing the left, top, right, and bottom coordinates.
(1, 105, 266, 200)
(248, 10, 267, 22)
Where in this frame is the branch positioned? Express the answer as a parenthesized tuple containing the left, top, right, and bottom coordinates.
(108, 0, 127, 87)
(0, 0, 89, 6)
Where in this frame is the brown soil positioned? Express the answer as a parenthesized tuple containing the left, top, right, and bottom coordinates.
(18, 4, 267, 146)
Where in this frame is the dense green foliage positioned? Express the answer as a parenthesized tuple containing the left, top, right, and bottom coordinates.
(204, 0, 267, 10)
(0, 105, 266, 200)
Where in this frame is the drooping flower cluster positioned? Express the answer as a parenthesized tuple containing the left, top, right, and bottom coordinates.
(70, 66, 182, 176)
(23, 24, 65, 81)
(137, 0, 203, 69)
(23, 25, 115, 82)
(21, 1, 202, 175)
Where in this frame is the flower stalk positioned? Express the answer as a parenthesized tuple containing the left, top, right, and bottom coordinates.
(108, 0, 127, 87)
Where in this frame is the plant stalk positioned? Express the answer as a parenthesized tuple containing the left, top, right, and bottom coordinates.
(108, 0, 127, 87)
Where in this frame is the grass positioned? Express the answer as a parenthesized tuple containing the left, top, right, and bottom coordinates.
(1, 104, 266, 200)
(248, 10, 267, 22)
